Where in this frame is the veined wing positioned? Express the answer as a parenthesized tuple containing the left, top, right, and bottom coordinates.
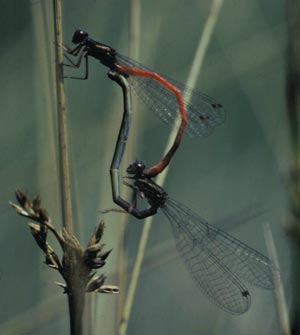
(116, 53, 225, 137)
(162, 198, 277, 314)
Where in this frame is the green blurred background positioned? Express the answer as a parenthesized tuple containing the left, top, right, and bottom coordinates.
(0, 0, 290, 334)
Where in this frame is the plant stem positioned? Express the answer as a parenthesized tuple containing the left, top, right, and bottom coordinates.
(52, 1, 85, 334)
(53, 0, 74, 234)
(64, 252, 89, 335)
(119, 1, 224, 334)
(117, 0, 141, 325)
(286, 0, 300, 333)
(68, 289, 85, 335)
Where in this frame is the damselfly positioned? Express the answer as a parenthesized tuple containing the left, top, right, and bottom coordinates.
(63, 29, 225, 176)
(105, 72, 277, 314)
(121, 159, 276, 314)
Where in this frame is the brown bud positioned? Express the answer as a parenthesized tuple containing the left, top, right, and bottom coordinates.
(85, 243, 105, 257)
(86, 274, 106, 292)
(32, 195, 41, 212)
(38, 208, 50, 222)
(45, 252, 61, 269)
(99, 249, 112, 261)
(29, 223, 47, 250)
(54, 281, 68, 293)
(15, 189, 27, 207)
(87, 220, 105, 247)
(85, 257, 106, 269)
(97, 285, 119, 294)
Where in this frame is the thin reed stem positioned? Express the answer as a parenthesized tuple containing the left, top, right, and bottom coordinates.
(286, 0, 300, 333)
(53, 1, 83, 334)
(119, 1, 224, 334)
(53, 0, 74, 234)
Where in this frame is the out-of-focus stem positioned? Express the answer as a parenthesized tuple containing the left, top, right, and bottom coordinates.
(117, 0, 141, 329)
(287, 0, 300, 221)
(286, 0, 300, 334)
(264, 224, 290, 335)
(119, 1, 224, 334)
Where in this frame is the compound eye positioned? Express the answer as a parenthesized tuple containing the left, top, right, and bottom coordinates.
(136, 161, 145, 170)
(72, 29, 88, 44)
(126, 160, 145, 174)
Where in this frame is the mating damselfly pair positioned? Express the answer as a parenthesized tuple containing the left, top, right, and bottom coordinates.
(64, 30, 278, 314)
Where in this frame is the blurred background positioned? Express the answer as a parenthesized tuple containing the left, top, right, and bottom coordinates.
(0, 0, 293, 334)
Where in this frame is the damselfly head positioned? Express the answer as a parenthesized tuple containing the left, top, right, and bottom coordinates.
(72, 29, 88, 44)
(126, 160, 145, 176)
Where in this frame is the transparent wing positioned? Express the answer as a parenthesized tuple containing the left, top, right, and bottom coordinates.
(161, 198, 277, 314)
(116, 53, 225, 137)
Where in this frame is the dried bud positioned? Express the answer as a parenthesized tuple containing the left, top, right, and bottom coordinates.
(15, 189, 27, 207)
(13, 190, 50, 224)
(9, 201, 28, 217)
(38, 208, 49, 222)
(54, 281, 68, 293)
(88, 271, 97, 280)
(86, 274, 106, 292)
(85, 257, 106, 269)
(28, 222, 40, 233)
(45, 252, 61, 270)
(12, 190, 35, 217)
(97, 285, 119, 294)
(84, 243, 105, 260)
(29, 223, 47, 250)
(98, 249, 112, 261)
(23, 199, 35, 217)
(32, 195, 41, 212)
(94, 220, 105, 242)
(87, 220, 105, 247)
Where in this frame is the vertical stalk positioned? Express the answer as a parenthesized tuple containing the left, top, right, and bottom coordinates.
(52, 1, 84, 334)
(119, 1, 224, 334)
(117, 0, 141, 328)
(286, 0, 300, 334)
(264, 225, 290, 335)
(67, 285, 85, 335)
(53, 0, 73, 234)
